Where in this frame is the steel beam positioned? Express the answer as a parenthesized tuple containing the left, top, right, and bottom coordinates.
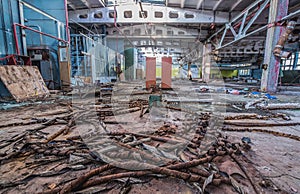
(260, 0, 289, 93)
(196, 0, 204, 9)
(207, 0, 270, 50)
(80, 0, 91, 9)
(281, 9, 300, 20)
(97, 0, 106, 7)
(213, 0, 224, 11)
(105, 24, 204, 36)
(68, 3, 229, 24)
(230, 0, 243, 12)
(67, 1, 76, 10)
(180, 0, 186, 8)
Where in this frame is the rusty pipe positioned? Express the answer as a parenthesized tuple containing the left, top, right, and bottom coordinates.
(13, 23, 68, 55)
(273, 21, 296, 58)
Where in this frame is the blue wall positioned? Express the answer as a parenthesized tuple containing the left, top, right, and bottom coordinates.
(0, 0, 21, 57)
(23, 0, 67, 48)
(0, 0, 67, 93)
(0, 0, 67, 57)
(252, 69, 262, 80)
(23, 0, 67, 89)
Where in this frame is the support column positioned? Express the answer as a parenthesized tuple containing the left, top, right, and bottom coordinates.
(124, 48, 135, 80)
(146, 57, 156, 89)
(260, 0, 289, 93)
(202, 43, 211, 82)
(161, 57, 172, 89)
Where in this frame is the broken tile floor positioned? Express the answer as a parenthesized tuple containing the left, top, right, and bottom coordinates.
(0, 80, 299, 194)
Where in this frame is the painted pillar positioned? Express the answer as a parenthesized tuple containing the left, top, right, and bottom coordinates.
(293, 52, 298, 70)
(202, 43, 211, 82)
(161, 57, 172, 89)
(260, 0, 289, 93)
(124, 48, 135, 80)
(146, 57, 156, 89)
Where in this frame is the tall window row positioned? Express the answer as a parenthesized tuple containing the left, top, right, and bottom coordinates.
(281, 52, 300, 71)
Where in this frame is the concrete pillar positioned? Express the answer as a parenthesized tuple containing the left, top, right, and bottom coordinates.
(124, 48, 135, 80)
(146, 57, 156, 89)
(161, 57, 172, 89)
(202, 43, 211, 82)
(260, 0, 289, 93)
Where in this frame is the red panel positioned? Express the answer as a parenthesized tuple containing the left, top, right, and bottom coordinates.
(161, 57, 172, 89)
(146, 57, 156, 89)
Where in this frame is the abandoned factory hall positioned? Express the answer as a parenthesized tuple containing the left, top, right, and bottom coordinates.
(0, 0, 300, 193)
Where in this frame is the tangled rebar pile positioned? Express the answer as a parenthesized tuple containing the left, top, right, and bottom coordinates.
(0, 82, 298, 193)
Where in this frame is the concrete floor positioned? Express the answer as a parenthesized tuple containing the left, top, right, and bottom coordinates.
(0, 81, 299, 193)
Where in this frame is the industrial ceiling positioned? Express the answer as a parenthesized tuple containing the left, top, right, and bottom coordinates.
(67, 0, 300, 63)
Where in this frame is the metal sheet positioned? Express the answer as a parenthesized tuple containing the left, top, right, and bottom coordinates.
(68, 4, 229, 24)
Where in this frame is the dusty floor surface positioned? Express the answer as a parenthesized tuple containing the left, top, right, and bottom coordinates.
(0, 80, 299, 194)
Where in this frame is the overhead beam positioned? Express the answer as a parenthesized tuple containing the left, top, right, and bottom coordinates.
(97, 0, 106, 7)
(106, 35, 198, 40)
(230, 0, 243, 12)
(80, 0, 91, 9)
(207, 0, 271, 50)
(67, 1, 76, 10)
(196, 0, 204, 9)
(213, 0, 224, 11)
(69, 4, 229, 24)
(180, 0, 185, 8)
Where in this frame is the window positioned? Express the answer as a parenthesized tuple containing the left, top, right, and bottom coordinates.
(169, 12, 179, 18)
(281, 53, 295, 71)
(124, 11, 132, 18)
(79, 14, 88, 19)
(295, 52, 300, 70)
(167, 31, 173, 35)
(154, 11, 163, 18)
(94, 12, 103, 18)
(133, 29, 141, 35)
(109, 11, 116, 18)
(156, 30, 163, 35)
(139, 11, 148, 18)
(184, 13, 194, 18)
(239, 69, 251, 76)
(124, 30, 130, 35)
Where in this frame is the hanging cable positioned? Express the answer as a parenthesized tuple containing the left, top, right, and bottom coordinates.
(113, 1, 135, 47)
(138, 1, 156, 54)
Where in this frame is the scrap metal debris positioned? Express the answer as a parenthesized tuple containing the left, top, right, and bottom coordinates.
(0, 82, 298, 193)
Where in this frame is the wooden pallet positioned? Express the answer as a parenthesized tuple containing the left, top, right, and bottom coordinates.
(0, 65, 49, 102)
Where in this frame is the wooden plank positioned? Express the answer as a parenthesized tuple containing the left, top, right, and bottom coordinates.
(0, 65, 50, 102)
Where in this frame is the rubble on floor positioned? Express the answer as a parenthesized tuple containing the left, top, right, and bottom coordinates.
(0, 81, 299, 193)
